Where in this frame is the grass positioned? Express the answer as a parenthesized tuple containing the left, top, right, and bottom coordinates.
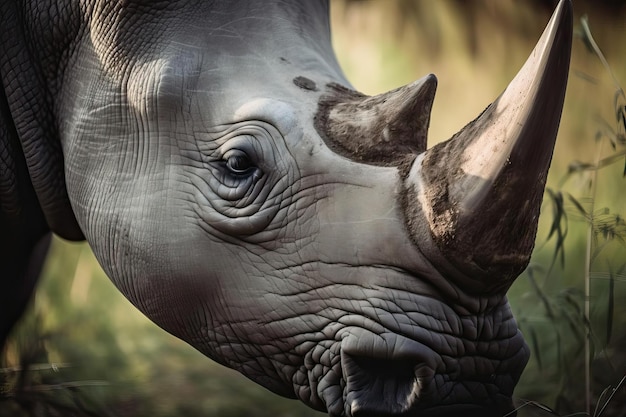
(513, 15, 626, 417)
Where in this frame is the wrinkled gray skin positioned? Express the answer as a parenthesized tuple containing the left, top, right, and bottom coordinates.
(0, 0, 573, 416)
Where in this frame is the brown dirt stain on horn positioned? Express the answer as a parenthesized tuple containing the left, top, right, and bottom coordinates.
(420, 137, 538, 292)
(313, 83, 420, 167)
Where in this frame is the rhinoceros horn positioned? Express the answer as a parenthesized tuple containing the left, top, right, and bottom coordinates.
(406, 0, 573, 293)
(315, 74, 437, 164)
(318, 0, 572, 295)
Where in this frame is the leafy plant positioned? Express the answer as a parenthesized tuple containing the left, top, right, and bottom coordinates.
(514, 15, 626, 417)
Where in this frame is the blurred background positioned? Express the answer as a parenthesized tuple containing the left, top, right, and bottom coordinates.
(2, 1, 625, 416)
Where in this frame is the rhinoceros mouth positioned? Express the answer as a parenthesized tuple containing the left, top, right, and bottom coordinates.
(336, 329, 522, 417)
(283, 275, 529, 417)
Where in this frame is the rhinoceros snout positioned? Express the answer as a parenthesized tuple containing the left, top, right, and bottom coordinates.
(339, 332, 439, 416)
(332, 316, 526, 417)
(341, 347, 514, 417)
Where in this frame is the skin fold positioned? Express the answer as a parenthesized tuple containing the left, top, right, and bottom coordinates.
(0, 1, 572, 416)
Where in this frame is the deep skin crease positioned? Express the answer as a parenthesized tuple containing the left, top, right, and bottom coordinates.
(0, 1, 571, 416)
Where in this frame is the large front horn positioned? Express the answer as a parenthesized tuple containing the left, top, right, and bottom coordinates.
(406, 0, 573, 293)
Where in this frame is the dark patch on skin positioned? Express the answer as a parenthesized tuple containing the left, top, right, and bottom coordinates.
(293, 76, 317, 92)
(313, 79, 436, 167)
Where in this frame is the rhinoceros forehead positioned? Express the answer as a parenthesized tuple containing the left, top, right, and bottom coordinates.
(232, 99, 299, 133)
(87, 0, 344, 88)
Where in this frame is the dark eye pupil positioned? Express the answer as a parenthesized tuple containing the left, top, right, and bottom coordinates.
(227, 154, 252, 174)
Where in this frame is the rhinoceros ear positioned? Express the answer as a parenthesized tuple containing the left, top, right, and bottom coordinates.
(0, 2, 83, 241)
(315, 74, 437, 165)
(0, 85, 52, 345)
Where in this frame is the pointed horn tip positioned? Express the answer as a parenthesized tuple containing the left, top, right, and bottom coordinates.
(382, 74, 437, 112)
(538, 0, 573, 55)
(557, 0, 573, 22)
(407, 73, 437, 98)
(414, 73, 437, 87)
(555, 0, 574, 34)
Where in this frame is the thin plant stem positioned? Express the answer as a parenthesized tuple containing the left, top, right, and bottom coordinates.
(585, 220, 591, 414)
(596, 375, 626, 417)
(581, 16, 622, 91)
(585, 139, 604, 414)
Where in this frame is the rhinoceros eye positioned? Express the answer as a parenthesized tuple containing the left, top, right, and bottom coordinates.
(224, 149, 257, 176)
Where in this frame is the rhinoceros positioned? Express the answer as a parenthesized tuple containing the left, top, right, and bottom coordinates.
(1, 0, 572, 415)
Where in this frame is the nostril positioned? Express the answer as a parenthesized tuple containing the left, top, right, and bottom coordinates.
(342, 354, 432, 416)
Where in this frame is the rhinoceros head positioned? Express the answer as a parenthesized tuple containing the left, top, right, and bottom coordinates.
(40, 0, 572, 415)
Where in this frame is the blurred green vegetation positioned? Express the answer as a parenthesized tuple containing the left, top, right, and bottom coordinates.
(2, 242, 321, 416)
(3, 1, 626, 416)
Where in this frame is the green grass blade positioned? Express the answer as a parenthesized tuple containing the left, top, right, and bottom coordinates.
(606, 263, 615, 345)
(596, 375, 626, 417)
(567, 193, 589, 220)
